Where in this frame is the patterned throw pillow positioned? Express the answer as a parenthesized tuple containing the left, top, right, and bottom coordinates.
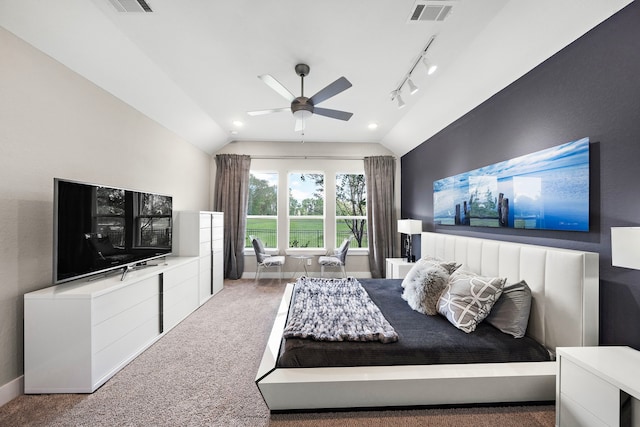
(401, 264, 450, 315)
(485, 280, 532, 338)
(437, 271, 506, 333)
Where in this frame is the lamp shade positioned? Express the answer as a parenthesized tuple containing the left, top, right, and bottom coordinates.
(611, 227, 640, 269)
(397, 219, 422, 235)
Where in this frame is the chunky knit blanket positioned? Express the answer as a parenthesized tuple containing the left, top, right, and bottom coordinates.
(283, 276, 398, 343)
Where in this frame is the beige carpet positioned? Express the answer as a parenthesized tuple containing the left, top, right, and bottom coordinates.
(0, 279, 555, 426)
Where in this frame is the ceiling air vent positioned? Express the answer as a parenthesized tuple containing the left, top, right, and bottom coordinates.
(108, 0, 153, 13)
(408, 1, 455, 22)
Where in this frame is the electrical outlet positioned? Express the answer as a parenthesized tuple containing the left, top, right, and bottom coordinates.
(306, 258, 312, 266)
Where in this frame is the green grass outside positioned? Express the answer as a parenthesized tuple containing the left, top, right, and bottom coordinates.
(245, 218, 367, 248)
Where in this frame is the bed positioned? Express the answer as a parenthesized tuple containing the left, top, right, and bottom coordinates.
(255, 232, 599, 411)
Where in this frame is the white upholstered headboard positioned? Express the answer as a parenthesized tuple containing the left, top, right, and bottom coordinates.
(421, 232, 599, 352)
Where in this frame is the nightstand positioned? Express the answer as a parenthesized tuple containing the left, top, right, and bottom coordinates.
(557, 346, 640, 427)
(385, 258, 415, 279)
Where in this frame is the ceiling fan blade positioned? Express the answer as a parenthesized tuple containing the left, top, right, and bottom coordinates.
(247, 107, 290, 116)
(309, 77, 352, 105)
(294, 117, 305, 132)
(259, 74, 296, 102)
(313, 107, 353, 121)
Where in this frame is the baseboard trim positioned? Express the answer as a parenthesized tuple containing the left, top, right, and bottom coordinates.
(0, 375, 23, 407)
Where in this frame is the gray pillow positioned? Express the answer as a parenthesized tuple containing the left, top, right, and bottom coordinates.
(485, 280, 532, 338)
(401, 264, 450, 315)
(437, 271, 506, 333)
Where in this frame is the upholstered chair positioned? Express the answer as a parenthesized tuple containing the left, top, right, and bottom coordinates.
(250, 235, 285, 281)
(318, 237, 352, 278)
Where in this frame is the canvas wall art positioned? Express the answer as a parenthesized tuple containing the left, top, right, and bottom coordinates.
(433, 137, 590, 231)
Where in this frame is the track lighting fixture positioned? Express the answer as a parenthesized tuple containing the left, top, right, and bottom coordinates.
(407, 78, 419, 95)
(422, 57, 438, 75)
(390, 90, 406, 109)
(390, 35, 437, 109)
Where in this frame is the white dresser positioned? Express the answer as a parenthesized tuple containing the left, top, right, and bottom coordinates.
(24, 257, 199, 393)
(174, 211, 224, 304)
(557, 346, 640, 427)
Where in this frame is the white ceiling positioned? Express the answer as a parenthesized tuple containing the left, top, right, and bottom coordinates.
(0, 0, 632, 155)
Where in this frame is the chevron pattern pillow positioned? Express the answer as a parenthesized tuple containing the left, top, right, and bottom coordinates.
(438, 271, 506, 333)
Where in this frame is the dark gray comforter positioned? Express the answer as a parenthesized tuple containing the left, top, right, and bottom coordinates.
(277, 278, 551, 368)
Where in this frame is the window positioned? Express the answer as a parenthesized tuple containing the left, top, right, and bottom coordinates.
(135, 193, 172, 247)
(336, 173, 367, 248)
(246, 172, 278, 248)
(288, 173, 324, 248)
(94, 187, 125, 247)
(93, 188, 171, 249)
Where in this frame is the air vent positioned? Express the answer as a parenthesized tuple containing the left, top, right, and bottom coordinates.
(108, 0, 153, 13)
(408, 1, 455, 22)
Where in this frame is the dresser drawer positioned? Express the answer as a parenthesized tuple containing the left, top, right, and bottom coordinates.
(560, 358, 619, 426)
(92, 276, 159, 325)
(199, 227, 211, 243)
(163, 260, 199, 290)
(200, 213, 212, 228)
(93, 294, 159, 353)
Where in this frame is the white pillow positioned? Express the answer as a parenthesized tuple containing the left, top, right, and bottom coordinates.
(437, 270, 506, 333)
(401, 264, 450, 315)
(401, 257, 460, 289)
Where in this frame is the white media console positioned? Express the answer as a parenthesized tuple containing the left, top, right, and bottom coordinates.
(24, 211, 224, 394)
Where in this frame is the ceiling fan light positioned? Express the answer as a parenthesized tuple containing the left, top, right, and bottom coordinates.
(293, 109, 311, 120)
(407, 78, 419, 95)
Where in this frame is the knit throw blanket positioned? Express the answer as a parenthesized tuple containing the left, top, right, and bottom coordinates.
(283, 277, 398, 344)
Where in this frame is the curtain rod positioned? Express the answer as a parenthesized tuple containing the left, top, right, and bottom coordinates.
(250, 155, 395, 160)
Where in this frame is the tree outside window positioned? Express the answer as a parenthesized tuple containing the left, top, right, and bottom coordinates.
(336, 173, 367, 248)
(289, 173, 324, 248)
(245, 172, 278, 248)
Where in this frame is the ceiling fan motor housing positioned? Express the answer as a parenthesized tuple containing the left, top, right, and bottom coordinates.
(291, 97, 314, 117)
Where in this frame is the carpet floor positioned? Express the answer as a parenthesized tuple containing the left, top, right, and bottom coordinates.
(0, 279, 555, 426)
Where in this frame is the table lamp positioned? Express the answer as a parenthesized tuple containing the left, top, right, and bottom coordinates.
(397, 219, 422, 262)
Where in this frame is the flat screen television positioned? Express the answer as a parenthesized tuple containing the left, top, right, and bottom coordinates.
(53, 178, 173, 284)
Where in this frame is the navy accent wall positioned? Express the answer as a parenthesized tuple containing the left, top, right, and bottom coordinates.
(401, 2, 640, 349)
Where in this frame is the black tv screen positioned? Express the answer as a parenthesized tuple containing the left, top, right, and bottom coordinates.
(53, 178, 173, 284)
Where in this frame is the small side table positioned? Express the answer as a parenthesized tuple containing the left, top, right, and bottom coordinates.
(385, 258, 415, 279)
(557, 346, 640, 427)
(288, 255, 312, 278)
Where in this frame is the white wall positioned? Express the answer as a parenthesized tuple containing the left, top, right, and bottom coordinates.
(0, 28, 211, 399)
(214, 140, 400, 277)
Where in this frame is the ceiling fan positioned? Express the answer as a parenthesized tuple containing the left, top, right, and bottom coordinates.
(247, 63, 353, 132)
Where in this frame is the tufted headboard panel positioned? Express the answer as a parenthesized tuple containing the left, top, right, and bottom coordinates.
(421, 232, 599, 352)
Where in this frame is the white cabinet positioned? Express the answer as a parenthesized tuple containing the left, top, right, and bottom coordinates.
(163, 259, 199, 331)
(385, 258, 414, 279)
(174, 211, 224, 304)
(557, 346, 640, 427)
(24, 257, 199, 394)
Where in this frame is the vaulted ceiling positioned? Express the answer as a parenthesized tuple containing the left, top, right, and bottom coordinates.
(0, 0, 632, 155)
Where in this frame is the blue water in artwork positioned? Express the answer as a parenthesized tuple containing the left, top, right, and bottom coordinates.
(433, 137, 590, 232)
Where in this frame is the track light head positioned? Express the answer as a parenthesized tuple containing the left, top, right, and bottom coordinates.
(422, 57, 438, 75)
(407, 78, 419, 95)
(396, 93, 406, 109)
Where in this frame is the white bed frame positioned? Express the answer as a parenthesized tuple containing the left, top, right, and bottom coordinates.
(256, 232, 599, 411)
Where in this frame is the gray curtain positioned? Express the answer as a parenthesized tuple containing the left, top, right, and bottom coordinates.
(364, 156, 397, 278)
(214, 154, 251, 279)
